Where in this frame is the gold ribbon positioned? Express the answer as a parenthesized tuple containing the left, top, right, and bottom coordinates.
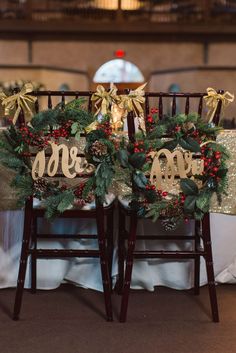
(2, 83, 37, 124)
(84, 120, 99, 134)
(91, 83, 118, 116)
(204, 87, 234, 123)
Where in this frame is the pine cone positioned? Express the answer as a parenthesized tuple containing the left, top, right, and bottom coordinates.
(91, 140, 108, 156)
(34, 178, 48, 191)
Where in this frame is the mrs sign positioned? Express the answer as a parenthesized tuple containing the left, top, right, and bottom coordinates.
(149, 149, 204, 189)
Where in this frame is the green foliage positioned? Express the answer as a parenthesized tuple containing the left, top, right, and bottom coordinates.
(128, 152, 146, 169)
(44, 189, 74, 219)
(145, 201, 168, 222)
(117, 112, 229, 228)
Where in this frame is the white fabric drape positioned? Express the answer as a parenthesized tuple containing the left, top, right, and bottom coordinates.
(0, 211, 235, 291)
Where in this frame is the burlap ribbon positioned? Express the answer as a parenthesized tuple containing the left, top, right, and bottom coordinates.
(91, 83, 118, 116)
(2, 83, 37, 124)
(204, 87, 234, 123)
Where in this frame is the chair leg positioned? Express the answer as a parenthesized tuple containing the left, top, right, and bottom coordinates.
(202, 214, 219, 322)
(31, 217, 37, 294)
(96, 204, 113, 321)
(119, 213, 137, 323)
(194, 220, 200, 295)
(116, 206, 126, 294)
(13, 199, 33, 320)
(106, 208, 114, 290)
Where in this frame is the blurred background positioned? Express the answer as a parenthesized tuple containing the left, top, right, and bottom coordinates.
(0, 0, 236, 126)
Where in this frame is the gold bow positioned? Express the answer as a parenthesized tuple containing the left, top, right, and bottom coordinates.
(204, 87, 234, 123)
(91, 83, 118, 116)
(2, 83, 37, 125)
(119, 83, 146, 117)
(118, 83, 147, 132)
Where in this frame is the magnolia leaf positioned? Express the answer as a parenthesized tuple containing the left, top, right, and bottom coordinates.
(184, 195, 197, 213)
(179, 137, 201, 152)
(196, 192, 210, 212)
(180, 178, 199, 196)
(117, 149, 129, 168)
(164, 139, 178, 151)
(133, 172, 147, 189)
(128, 153, 146, 169)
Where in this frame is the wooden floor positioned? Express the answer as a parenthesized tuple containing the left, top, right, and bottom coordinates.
(0, 284, 236, 353)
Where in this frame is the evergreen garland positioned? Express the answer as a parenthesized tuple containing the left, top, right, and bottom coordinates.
(0, 100, 116, 219)
(117, 112, 230, 230)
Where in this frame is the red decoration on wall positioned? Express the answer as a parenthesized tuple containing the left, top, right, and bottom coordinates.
(114, 49, 125, 58)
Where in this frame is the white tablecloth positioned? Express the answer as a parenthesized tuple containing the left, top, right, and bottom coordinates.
(0, 210, 236, 291)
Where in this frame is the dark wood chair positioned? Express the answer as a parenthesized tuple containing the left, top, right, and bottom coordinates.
(117, 90, 223, 322)
(13, 91, 114, 321)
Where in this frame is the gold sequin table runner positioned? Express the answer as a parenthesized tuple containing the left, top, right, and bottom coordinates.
(210, 130, 236, 215)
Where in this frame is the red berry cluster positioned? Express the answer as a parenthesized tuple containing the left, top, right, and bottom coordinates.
(174, 193, 186, 206)
(201, 146, 221, 179)
(19, 125, 45, 148)
(74, 183, 93, 207)
(97, 121, 112, 137)
(145, 184, 168, 198)
(133, 140, 144, 153)
(146, 108, 158, 132)
(49, 120, 73, 140)
(174, 125, 181, 133)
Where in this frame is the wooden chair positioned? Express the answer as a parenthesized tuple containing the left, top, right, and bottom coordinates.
(117, 90, 223, 322)
(13, 91, 114, 321)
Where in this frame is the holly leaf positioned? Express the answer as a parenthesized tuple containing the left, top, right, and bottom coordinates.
(184, 195, 197, 213)
(180, 178, 199, 195)
(128, 153, 146, 169)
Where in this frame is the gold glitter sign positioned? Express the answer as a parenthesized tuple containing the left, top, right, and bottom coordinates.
(149, 149, 204, 190)
(31, 142, 94, 180)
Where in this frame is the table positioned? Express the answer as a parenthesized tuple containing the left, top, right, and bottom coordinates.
(0, 131, 236, 291)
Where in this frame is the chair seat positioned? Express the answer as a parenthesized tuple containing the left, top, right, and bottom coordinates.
(33, 193, 116, 211)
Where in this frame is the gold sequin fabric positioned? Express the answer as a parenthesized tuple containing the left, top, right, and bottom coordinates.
(210, 130, 236, 214)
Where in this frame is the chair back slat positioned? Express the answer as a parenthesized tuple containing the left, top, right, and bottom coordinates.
(172, 95, 176, 116)
(88, 92, 93, 112)
(47, 93, 52, 109)
(145, 96, 149, 116)
(185, 96, 190, 115)
(158, 96, 163, 119)
(35, 98, 39, 114)
(198, 96, 203, 117)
